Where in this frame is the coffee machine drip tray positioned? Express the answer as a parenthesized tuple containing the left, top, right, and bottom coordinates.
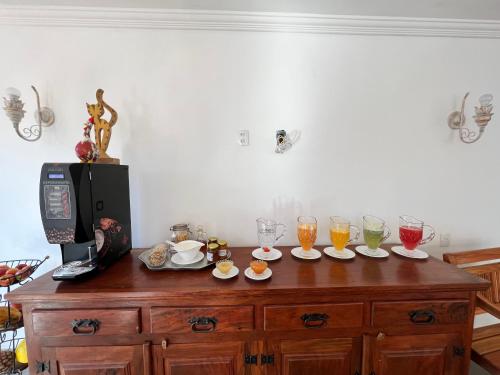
(53, 261, 97, 280)
(52, 243, 98, 281)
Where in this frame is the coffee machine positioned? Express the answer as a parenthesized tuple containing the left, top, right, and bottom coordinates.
(40, 163, 132, 280)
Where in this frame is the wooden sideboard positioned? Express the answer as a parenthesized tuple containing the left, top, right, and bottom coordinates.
(7, 245, 489, 375)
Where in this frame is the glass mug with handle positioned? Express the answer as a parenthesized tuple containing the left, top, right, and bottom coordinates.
(399, 215, 435, 251)
(329, 216, 360, 252)
(256, 218, 286, 254)
(363, 215, 391, 251)
(297, 216, 318, 255)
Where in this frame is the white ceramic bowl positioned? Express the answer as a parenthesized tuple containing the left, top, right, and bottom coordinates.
(172, 240, 204, 261)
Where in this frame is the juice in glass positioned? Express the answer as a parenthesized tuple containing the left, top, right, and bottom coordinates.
(330, 228, 350, 250)
(297, 216, 318, 253)
(298, 224, 317, 251)
(363, 228, 385, 250)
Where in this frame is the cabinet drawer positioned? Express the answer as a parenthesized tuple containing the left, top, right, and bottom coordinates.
(150, 306, 254, 334)
(32, 308, 141, 337)
(372, 300, 469, 328)
(264, 303, 363, 331)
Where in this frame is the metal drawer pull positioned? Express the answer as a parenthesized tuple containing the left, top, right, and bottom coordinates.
(300, 313, 329, 329)
(245, 354, 257, 365)
(71, 319, 100, 335)
(188, 316, 218, 332)
(261, 354, 274, 365)
(408, 310, 436, 325)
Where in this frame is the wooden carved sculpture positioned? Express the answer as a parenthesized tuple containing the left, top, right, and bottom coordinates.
(86, 89, 119, 164)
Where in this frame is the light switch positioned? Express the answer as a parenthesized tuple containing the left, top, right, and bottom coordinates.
(239, 130, 249, 146)
(440, 233, 450, 247)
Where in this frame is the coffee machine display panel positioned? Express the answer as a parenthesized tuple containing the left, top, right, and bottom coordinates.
(43, 185, 71, 220)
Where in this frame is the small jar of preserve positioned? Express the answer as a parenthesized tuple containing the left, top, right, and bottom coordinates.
(207, 242, 219, 262)
(217, 240, 228, 257)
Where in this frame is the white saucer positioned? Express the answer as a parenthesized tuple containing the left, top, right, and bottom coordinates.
(291, 247, 322, 260)
(212, 266, 239, 279)
(171, 251, 204, 265)
(323, 247, 356, 260)
(355, 245, 389, 258)
(391, 246, 429, 259)
(244, 267, 272, 281)
(252, 248, 282, 261)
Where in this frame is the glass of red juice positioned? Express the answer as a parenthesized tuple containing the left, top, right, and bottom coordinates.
(399, 215, 435, 251)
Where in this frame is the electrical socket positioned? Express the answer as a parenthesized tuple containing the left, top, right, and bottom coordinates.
(440, 233, 450, 247)
(238, 130, 249, 146)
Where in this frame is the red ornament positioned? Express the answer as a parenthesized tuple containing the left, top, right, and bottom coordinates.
(75, 136, 98, 162)
(88, 117, 94, 124)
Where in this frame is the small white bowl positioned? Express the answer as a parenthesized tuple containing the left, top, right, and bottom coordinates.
(171, 240, 204, 261)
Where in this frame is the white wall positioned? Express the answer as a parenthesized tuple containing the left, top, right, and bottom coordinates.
(0, 23, 499, 274)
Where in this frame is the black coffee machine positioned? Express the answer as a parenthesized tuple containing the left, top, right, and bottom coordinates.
(40, 163, 132, 280)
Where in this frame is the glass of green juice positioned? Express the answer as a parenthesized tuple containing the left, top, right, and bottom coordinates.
(363, 215, 391, 251)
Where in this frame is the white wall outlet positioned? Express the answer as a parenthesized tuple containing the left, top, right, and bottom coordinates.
(440, 233, 451, 247)
(238, 130, 249, 146)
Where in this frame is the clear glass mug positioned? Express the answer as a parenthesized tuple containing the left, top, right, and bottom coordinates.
(256, 218, 286, 252)
(297, 216, 318, 254)
(329, 216, 360, 251)
(363, 215, 391, 251)
(399, 215, 435, 251)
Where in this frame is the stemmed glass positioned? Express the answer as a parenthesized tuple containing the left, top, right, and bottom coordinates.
(324, 216, 360, 259)
(297, 216, 318, 257)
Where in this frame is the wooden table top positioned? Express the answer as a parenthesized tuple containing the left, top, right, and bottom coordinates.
(7, 245, 489, 303)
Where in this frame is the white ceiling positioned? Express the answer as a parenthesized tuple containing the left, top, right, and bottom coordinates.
(1, 0, 500, 21)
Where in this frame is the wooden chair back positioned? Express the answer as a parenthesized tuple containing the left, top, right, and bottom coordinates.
(443, 247, 500, 316)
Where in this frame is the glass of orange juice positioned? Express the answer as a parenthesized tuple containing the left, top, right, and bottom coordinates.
(297, 216, 317, 256)
(329, 216, 360, 252)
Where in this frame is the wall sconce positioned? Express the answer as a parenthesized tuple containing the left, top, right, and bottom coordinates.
(448, 93, 493, 144)
(275, 129, 301, 153)
(2, 86, 55, 142)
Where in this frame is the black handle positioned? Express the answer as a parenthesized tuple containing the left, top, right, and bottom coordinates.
(261, 354, 274, 365)
(245, 354, 257, 365)
(71, 319, 100, 335)
(453, 346, 465, 357)
(408, 310, 436, 325)
(300, 313, 329, 329)
(188, 316, 218, 332)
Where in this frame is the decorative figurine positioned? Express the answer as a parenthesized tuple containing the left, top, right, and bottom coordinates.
(75, 118, 99, 162)
(86, 89, 119, 164)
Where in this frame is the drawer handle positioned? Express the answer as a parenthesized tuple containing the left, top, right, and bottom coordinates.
(188, 316, 218, 333)
(300, 313, 329, 329)
(71, 319, 101, 335)
(408, 310, 436, 325)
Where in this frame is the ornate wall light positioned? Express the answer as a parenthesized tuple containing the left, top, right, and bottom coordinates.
(2, 86, 55, 142)
(275, 129, 301, 153)
(448, 92, 493, 144)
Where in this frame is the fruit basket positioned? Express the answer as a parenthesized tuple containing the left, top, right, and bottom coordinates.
(0, 300, 22, 333)
(0, 336, 28, 375)
(0, 256, 49, 288)
(0, 255, 49, 374)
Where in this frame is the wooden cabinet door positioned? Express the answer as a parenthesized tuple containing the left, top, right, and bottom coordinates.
(154, 341, 246, 375)
(42, 344, 151, 375)
(367, 333, 465, 375)
(268, 338, 362, 375)
(41, 343, 151, 375)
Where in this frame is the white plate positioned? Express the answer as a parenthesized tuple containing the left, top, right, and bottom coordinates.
(244, 267, 272, 281)
(355, 245, 389, 258)
(291, 247, 322, 260)
(323, 247, 356, 260)
(252, 248, 282, 261)
(171, 251, 204, 265)
(212, 266, 239, 279)
(391, 246, 429, 259)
